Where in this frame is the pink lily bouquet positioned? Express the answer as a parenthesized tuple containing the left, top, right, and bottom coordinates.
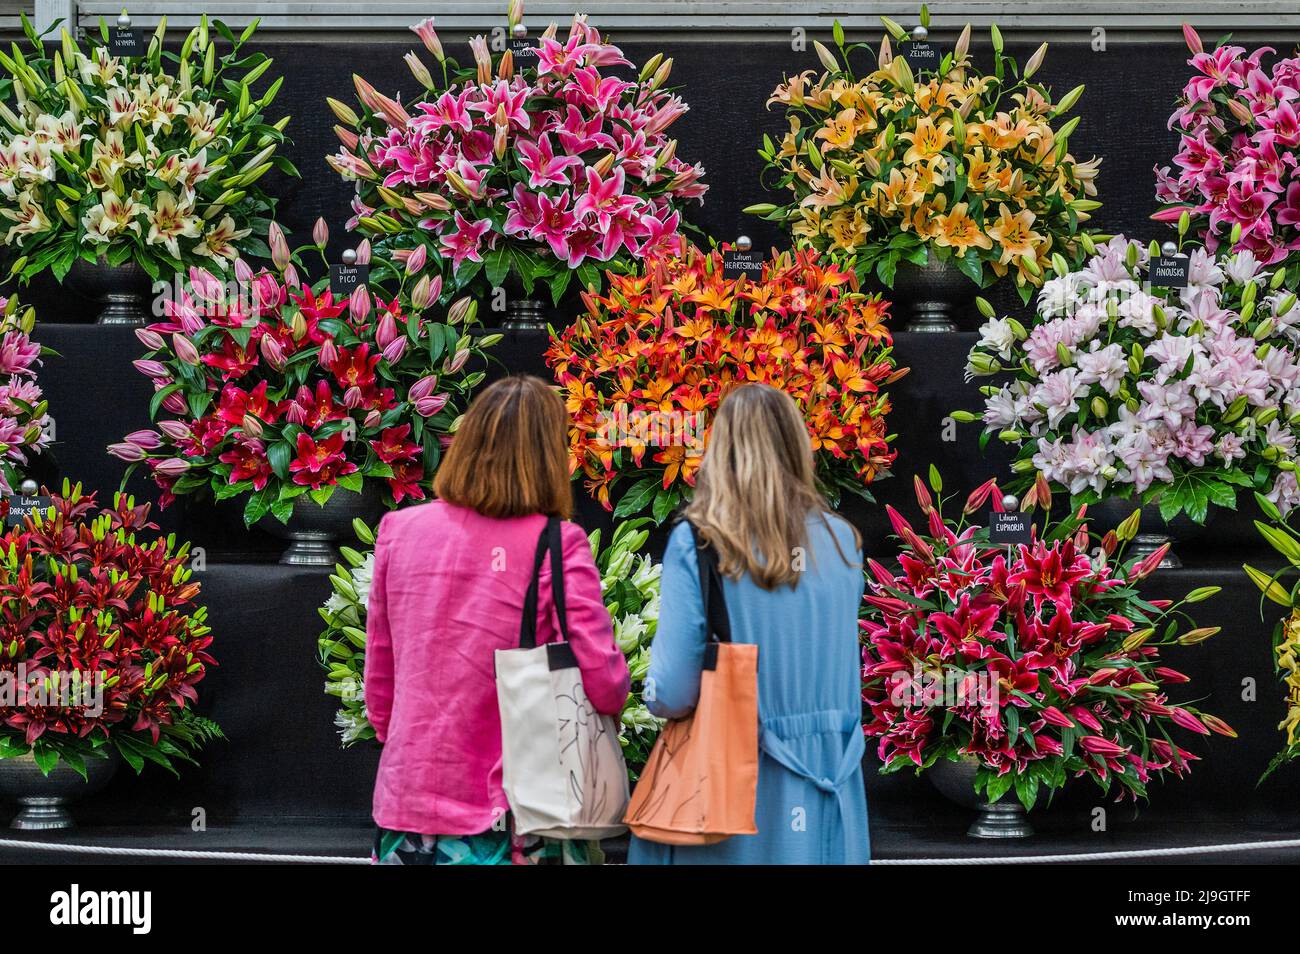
(861, 472, 1233, 808)
(0, 294, 52, 494)
(959, 234, 1300, 523)
(110, 222, 496, 525)
(327, 2, 707, 305)
(1154, 24, 1300, 285)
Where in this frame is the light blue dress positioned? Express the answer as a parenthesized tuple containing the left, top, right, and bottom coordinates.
(628, 515, 869, 865)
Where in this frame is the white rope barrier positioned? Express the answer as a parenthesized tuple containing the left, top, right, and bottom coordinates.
(872, 837, 1300, 865)
(2, 835, 1298, 865)
(0, 836, 369, 864)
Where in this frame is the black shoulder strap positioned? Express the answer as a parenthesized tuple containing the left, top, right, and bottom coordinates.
(519, 516, 570, 649)
(688, 522, 731, 644)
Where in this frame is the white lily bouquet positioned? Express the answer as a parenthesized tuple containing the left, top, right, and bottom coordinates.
(318, 518, 665, 774)
(0, 14, 295, 283)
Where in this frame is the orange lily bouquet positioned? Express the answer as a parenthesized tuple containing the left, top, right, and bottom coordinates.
(545, 239, 908, 521)
(751, 13, 1101, 303)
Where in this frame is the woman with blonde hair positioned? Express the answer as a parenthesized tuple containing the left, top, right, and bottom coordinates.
(628, 383, 868, 865)
(365, 375, 629, 865)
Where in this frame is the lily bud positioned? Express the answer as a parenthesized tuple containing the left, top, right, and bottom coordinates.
(312, 217, 329, 248)
(349, 286, 372, 324)
(268, 222, 290, 271)
(813, 40, 839, 73)
(1024, 42, 1047, 79)
(382, 336, 408, 364)
(404, 51, 434, 89)
(135, 327, 166, 351)
(327, 96, 359, 126)
(375, 311, 399, 348)
(259, 333, 285, 371)
(954, 23, 971, 60)
(405, 244, 428, 275)
(124, 429, 162, 450)
(172, 334, 200, 366)
(107, 442, 147, 462)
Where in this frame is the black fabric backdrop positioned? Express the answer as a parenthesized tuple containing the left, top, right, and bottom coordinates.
(12, 33, 1300, 834)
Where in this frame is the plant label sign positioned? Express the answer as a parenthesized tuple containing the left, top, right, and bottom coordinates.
(988, 510, 1032, 546)
(899, 41, 942, 71)
(722, 249, 764, 279)
(1148, 255, 1189, 289)
(108, 28, 145, 57)
(3, 494, 52, 528)
(330, 263, 369, 297)
(509, 38, 540, 62)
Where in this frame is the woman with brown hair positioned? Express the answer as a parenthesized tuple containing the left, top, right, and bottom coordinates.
(364, 375, 629, 865)
(629, 382, 869, 865)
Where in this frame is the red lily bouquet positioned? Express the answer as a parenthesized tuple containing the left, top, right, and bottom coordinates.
(0, 483, 221, 777)
(113, 223, 494, 524)
(861, 472, 1234, 808)
(328, 3, 706, 304)
(545, 239, 907, 521)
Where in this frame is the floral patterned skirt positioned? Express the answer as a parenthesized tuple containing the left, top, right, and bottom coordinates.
(371, 819, 601, 866)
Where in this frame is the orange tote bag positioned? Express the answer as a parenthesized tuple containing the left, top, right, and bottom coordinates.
(623, 524, 759, 845)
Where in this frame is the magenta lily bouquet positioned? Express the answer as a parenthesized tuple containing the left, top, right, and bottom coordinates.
(111, 223, 496, 525)
(1153, 24, 1300, 283)
(861, 472, 1234, 808)
(0, 294, 51, 494)
(327, 3, 707, 305)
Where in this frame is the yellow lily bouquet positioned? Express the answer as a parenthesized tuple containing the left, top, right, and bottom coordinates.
(0, 14, 295, 284)
(1244, 501, 1300, 780)
(751, 14, 1101, 304)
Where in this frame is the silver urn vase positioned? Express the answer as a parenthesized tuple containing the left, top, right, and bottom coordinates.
(503, 297, 547, 331)
(0, 750, 121, 830)
(889, 255, 979, 333)
(67, 258, 154, 326)
(264, 485, 384, 566)
(928, 755, 1034, 839)
(1087, 497, 1211, 570)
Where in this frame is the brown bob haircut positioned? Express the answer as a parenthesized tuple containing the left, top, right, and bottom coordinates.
(433, 375, 573, 519)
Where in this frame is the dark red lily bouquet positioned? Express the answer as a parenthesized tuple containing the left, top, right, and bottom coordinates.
(0, 482, 221, 777)
(113, 223, 495, 525)
(860, 471, 1235, 809)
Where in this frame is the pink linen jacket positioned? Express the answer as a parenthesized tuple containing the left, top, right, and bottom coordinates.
(364, 500, 630, 835)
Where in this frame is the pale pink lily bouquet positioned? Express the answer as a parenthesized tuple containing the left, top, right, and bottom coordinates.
(1153, 24, 1300, 280)
(0, 295, 51, 494)
(959, 234, 1300, 523)
(328, 3, 707, 305)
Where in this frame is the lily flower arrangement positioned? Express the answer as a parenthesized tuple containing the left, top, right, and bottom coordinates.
(0, 294, 52, 494)
(110, 222, 495, 524)
(1154, 24, 1300, 283)
(751, 13, 1100, 302)
(328, 3, 706, 305)
(1243, 493, 1300, 778)
(861, 470, 1233, 808)
(545, 239, 907, 521)
(319, 517, 663, 775)
(0, 14, 295, 283)
(0, 482, 223, 777)
(959, 234, 1300, 523)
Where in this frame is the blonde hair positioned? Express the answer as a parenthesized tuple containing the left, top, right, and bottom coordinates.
(434, 376, 573, 519)
(683, 383, 858, 590)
